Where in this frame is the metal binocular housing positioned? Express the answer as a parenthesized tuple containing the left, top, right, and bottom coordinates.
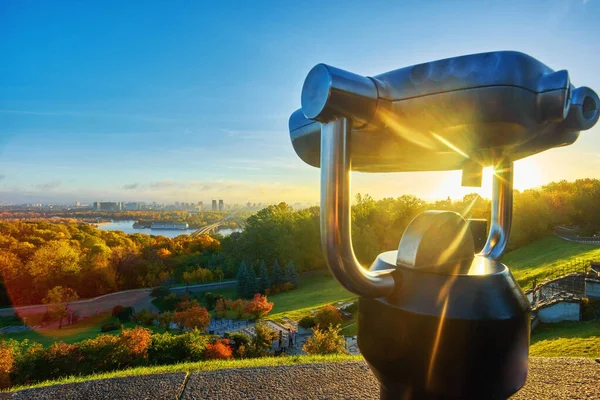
(288, 51, 599, 399)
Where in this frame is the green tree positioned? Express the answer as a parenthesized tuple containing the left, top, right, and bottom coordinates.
(271, 259, 284, 286)
(257, 261, 271, 294)
(246, 264, 258, 298)
(236, 261, 249, 299)
(42, 286, 79, 329)
(284, 261, 299, 287)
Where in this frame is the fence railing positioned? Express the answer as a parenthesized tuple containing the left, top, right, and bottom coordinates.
(530, 259, 593, 306)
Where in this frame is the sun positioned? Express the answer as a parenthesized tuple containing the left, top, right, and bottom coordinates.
(512, 158, 544, 192)
(428, 158, 544, 200)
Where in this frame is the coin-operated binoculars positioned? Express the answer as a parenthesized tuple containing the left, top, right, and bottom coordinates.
(288, 51, 599, 399)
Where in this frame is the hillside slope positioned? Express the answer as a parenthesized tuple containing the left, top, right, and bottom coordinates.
(504, 236, 600, 289)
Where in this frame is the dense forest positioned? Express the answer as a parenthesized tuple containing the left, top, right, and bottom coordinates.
(0, 210, 244, 230)
(1, 178, 600, 307)
(0, 221, 221, 306)
(220, 179, 600, 272)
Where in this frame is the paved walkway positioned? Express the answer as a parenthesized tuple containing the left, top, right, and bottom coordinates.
(0, 281, 236, 319)
(5, 358, 599, 399)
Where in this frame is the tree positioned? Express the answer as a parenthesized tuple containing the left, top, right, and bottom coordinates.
(182, 270, 194, 292)
(284, 261, 299, 288)
(246, 264, 258, 298)
(257, 261, 271, 294)
(271, 259, 284, 286)
(42, 286, 79, 329)
(314, 304, 343, 329)
(172, 306, 211, 332)
(236, 261, 249, 299)
(244, 294, 274, 320)
(302, 324, 347, 355)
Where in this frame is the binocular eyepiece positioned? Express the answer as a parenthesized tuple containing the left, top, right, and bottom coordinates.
(288, 51, 598, 399)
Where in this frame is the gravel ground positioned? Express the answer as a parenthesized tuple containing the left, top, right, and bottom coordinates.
(5, 358, 600, 399)
(8, 372, 187, 400)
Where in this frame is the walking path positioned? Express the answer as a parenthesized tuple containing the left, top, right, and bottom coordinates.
(0, 281, 236, 319)
(5, 358, 599, 399)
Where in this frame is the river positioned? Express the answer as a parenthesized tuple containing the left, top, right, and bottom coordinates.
(97, 220, 241, 238)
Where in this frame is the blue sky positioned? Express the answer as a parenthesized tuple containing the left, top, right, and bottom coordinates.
(1, 0, 599, 204)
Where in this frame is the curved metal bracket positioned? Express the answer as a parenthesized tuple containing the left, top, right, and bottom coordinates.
(320, 117, 396, 298)
(479, 162, 514, 260)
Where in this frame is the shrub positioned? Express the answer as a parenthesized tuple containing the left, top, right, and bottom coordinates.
(118, 326, 152, 365)
(580, 298, 600, 321)
(157, 311, 173, 331)
(151, 286, 171, 299)
(132, 309, 157, 326)
(162, 293, 180, 312)
(244, 294, 274, 320)
(177, 299, 200, 311)
(203, 338, 233, 360)
(202, 292, 224, 311)
(344, 300, 358, 314)
(10, 339, 45, 385)
(114, 306, 135, 323)
(215, 298, 227, 318)
(298, 315, 316, 329)
(101, 322, 121, 332)
(228, 333, 250, 359)
(248, 322, 277, 358)
(148, 332, 189, 365)
(314, 305, 342, 329)
(44, 342, 80, 380)
(148, 331, 212, 365)
(281, 282, 295, 292)
(112, 305, 124, 317)
(302, 325, 347, 355)
(230, 299, 246, 319)
(78, 334, 120, 375)
(0, 344, 14, 389)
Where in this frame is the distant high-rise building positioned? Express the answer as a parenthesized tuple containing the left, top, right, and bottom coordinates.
(124, 202, 140, 211)
(218, 199, 224, 211)
(198, 201, 204, 211)
(75, 201, 81, 207)
(211, 200, 217, 211)
(94, 202, 122, 212)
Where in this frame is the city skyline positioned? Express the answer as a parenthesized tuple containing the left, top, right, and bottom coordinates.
(1, 1, 599, 204)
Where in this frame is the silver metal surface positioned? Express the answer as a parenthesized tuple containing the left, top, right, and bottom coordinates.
(301, 64, 378, 126)
(290, 51, 599, 173)
(479, 162, 513, 260)
(396, 210, 475, 272)
(320, 117, 396, 297)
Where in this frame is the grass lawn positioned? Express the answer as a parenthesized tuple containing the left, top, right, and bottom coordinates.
(6, 354, 363, 392)
(0, 316, 24, 328)
(530, 320, 600, 358)
(268, 273, 355, 322)
(0, 313, 164, 347)
(504, 236, 600, 289)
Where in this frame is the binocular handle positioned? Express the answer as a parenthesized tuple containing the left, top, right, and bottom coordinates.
(320, 117, 396, 297)
(480, 162, 513, 261)
(320, 117, 515, 298)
